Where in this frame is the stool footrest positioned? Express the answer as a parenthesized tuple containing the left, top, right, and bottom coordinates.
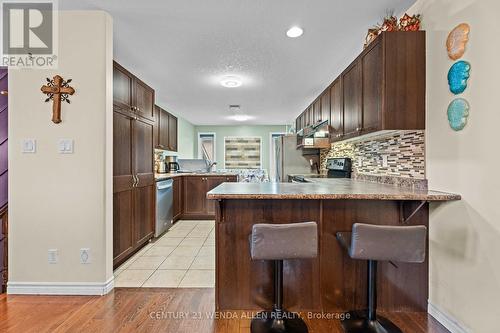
(251, 311, 308, 333)
(341, 311, 402, 333)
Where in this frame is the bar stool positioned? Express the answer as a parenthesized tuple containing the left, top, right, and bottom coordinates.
(249, 222, 318, 333)
(336, 223, 427, 333)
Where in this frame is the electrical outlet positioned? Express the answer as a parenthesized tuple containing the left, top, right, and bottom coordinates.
(48, 249, 58, 264)
(382, 155, 389, 168)
(357, 156, 363, 167)
(80, 248, 91, 264)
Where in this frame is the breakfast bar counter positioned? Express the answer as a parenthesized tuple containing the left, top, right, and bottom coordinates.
(207, 179, 460, 313)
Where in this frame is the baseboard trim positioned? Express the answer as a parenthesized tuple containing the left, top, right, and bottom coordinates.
(428, 302, 470, 333)
(7, 276, 114, 296)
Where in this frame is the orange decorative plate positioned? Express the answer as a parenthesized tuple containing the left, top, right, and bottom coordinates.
(446, 23, 470, 60)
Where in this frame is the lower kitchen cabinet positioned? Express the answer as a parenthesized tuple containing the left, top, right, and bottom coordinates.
(173, 177, 183, 222)
(182, 175, 237, 219)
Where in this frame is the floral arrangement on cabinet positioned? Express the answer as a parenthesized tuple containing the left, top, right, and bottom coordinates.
(364, 12, 422, 48)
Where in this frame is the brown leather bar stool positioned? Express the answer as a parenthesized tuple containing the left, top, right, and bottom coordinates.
(336, 223, 427, 333)
(250, 222, 318, 333)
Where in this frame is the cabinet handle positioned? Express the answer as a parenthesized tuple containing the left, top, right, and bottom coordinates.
(136, 175, 140, 186)
(132, 175, 136, 187)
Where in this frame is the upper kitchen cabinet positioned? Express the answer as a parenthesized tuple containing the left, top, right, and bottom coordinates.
(134, 78, 155, 121)
(113, 61, 155, 122)
(295, 31, 426, 141)
(320, 88, 330, 125)
(155, 105, 178, 152)
(342, 60, 362, 138)
(330, 78, 343, 139)
(168, 114, 178, 152)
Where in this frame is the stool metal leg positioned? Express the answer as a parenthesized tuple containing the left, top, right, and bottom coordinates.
(250, 260, 309, 333)
(341, 260, 403, 333)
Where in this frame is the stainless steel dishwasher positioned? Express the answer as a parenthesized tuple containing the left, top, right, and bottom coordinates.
(155, 179, 173, 237)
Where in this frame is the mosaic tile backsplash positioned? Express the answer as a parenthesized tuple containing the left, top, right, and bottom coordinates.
(320, 131, 425, 179)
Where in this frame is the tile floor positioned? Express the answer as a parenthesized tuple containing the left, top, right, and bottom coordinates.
(114, 220, 215, 288)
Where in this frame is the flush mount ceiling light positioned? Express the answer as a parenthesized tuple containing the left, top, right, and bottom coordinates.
(231, 114, 252, 122)
(286, 26, 303, 38)
(220, 76, 242, 88)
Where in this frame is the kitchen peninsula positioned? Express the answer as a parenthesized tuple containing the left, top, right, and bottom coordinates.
(207, 179, 460, 312)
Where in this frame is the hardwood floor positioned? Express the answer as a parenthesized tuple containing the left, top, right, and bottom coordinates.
(0, 288, 450, 333)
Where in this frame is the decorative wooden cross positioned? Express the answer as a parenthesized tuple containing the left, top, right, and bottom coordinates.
(41, 75, 75, 124)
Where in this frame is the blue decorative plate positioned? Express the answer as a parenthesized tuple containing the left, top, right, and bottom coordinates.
(447, 98, 470, 131)
(448, 61, 471, 94)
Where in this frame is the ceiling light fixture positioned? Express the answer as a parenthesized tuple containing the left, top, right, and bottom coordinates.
(286, 26, 303, 38)
(231, 114, 252, 122)
(220, 76, 243, 88)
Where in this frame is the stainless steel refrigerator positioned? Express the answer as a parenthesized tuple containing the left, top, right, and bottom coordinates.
(273, 135, 317, 182)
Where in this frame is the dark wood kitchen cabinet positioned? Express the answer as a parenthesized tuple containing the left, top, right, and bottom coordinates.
(113, 61, 154, 122)
(342, 61, 362, 138)
(320, 88, 330, 125)
(168, 114, 178, 152)
(182, 175, 237, 219)
(113, 62, 155, 268)
(313, 99, 321, 124)
(173, 177, 183, 222)
(155, 105, 178, 152)
(330, 78, 343, 140)
(294, 31, 425, 141)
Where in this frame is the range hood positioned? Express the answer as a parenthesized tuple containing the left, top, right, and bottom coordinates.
(296, 120, 332, 149)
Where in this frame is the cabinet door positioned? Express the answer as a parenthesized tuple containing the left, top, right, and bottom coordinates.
(183, 177, 207, 215)
(113, 191, 134, 264)
(158, 108, 169, 150)
(330, 79, 343, 139)
(205, 176, 227, 215)
(342, 61, 362, 137)
(173, 177, 182, 220)
(113, 62, 133, 112)
(113, 111, 135, 264)
(133, 119, 154, 187)
(313, 99, 321, 124)
(320, 89, 330, 125)
(134, 79, 155, 122)
(134, 185, 155, 246)
(168, 114, 178, 152)
(362, 40, 382, 133)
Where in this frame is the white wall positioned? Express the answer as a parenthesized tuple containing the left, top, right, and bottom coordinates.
(8, 11, 113, 294)
(407, 1, 500, 331)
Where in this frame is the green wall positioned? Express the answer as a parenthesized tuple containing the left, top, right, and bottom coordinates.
(194, 125, 288, 172)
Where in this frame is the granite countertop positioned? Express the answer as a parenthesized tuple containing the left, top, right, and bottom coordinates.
(155, 172, 238, 181)
(206, 178, 461, 201)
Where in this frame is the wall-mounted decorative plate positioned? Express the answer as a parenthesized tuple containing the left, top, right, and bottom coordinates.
(448, 60, 471, 94)
(447, 98, 470, 131)
(447, 23, 470, 60)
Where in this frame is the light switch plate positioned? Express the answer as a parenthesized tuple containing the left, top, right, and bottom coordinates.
(48, 249, 58, 264)
(21, 139, 36, 153)
(58, 139, 74, 154)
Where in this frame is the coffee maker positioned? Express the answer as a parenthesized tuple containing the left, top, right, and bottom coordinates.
(165, 156, 180, 173)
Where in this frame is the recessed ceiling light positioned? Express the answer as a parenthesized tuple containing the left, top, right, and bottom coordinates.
(220, 76, 242, 88)
(286, 26, 303, 38)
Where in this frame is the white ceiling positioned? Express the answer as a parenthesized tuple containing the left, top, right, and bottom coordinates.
(60, 0, 416, 125)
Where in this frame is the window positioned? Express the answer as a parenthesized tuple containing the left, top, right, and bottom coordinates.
(198, 133, 216, 168)
(224, 137, 262, 169)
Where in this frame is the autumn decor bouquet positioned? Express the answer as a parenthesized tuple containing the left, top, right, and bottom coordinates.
(364, 12, 422, 48)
